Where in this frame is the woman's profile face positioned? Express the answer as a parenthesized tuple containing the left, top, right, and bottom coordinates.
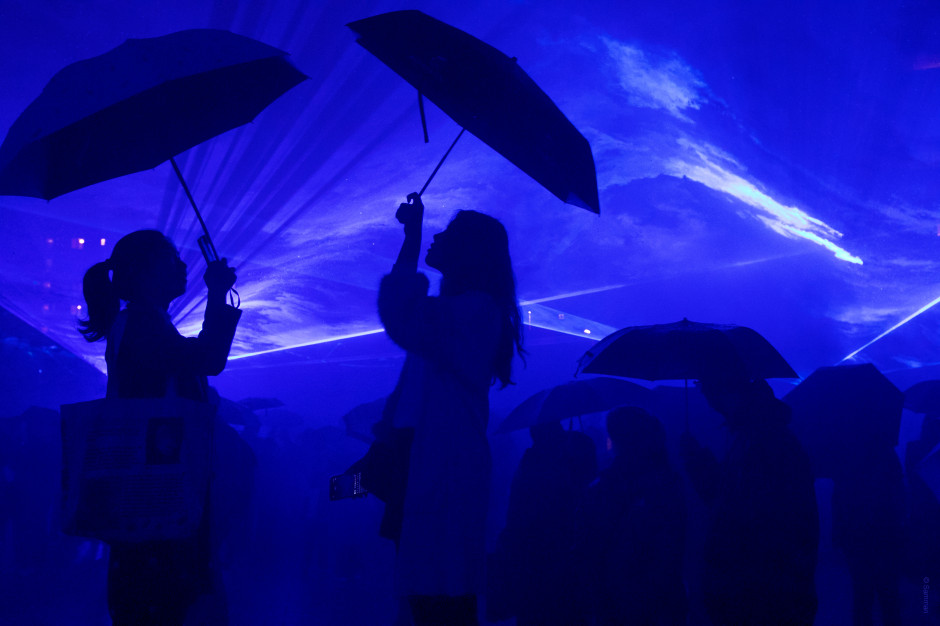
(425, 226, 450, 272)
(145, 238, 187, 304)
(426, 217, 471, 275)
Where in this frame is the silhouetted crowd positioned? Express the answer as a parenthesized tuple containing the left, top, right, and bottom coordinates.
(2, 200, 938, 625)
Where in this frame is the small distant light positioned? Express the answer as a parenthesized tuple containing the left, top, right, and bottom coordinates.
(42, 304, 50, 312)
(100, 238, 106, 246)
(46, 238, 54, 245)
(78, 238, 85, 245)
(583, 329, 591, 334)
(43, 281, 51, 289)
(77, 305, 82, 310)
(558, 313, 565, 320)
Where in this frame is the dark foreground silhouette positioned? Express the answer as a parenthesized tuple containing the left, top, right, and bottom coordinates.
(581, 406, 688, 625)
(372, 194, 523, 625)
(79, 230, 240, 625)
(489, 420, 596, 625)
(682, 378, 819, 626)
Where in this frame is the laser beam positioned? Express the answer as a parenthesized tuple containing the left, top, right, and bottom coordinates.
(229, 328, 386, 360)
(840, 292, 940, 362)
(521, 284, 627, 305)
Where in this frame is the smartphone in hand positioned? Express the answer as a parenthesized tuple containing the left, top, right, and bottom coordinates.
(329, 472, 368, 500)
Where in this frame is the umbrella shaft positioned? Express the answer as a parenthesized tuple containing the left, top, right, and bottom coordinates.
(419, 127, 466, 197)
(418, 91, 429, 144)
(170, 156, 214, 249)
(685, 379, 690, 432)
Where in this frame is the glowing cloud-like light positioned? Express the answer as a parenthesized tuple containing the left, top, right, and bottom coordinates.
(603, 38, 707, 121)
(668, 147, 863, 265)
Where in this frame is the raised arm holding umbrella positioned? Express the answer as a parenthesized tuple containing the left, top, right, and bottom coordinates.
(0, 28, 307, 299)
(0, 29, 307, 625)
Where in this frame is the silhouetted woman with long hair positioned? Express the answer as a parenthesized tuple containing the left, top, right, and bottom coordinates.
(378, 193, 523, 625)
(80, 229, 239, 625)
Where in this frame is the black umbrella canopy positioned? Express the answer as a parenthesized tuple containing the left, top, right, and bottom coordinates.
(784, 363, 903, 478)
(347, 10, 599, 213)
(904, 380, 940, 414)
(341, 397, 387, 443)
(495, 376, 651, 434)
(578, 318, 798, 382)
(238, 397, 286, 412)
(0, 29, 307, 199)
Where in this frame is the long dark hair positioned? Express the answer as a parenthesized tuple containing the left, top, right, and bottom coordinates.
(439, 210, 524, 388)
(78, 229, 173, 342)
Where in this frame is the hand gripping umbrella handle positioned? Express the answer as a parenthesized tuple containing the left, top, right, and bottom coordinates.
(419, 127, 466, 197)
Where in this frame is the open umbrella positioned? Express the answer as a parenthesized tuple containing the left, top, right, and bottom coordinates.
(904, 380, 940, 414)
(341, 397, 387, 443)
(783, 363, 903, 478)
(577, 318, 797, 428)
(495, 376, 651, 434)
(347, 10, 598, 213)
(577, 318, 797, 381)
(237, 397, 286, 413)
(914, 442, 940, 501)
(0, 28, 307, 260)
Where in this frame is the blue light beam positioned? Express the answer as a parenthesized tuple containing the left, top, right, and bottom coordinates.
(840, 292, 940, 362)
(228, 328, 386, 360)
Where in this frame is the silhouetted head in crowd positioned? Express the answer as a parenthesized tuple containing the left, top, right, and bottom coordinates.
(921, 413, 940, 446)
(697, 377, 789, 431)
(907, 413, 940, 470)
(426, 210, 523, 387)
(529, 420, 565, 446)
(79, 229, 187, 342)
(607, 406, 669, 470)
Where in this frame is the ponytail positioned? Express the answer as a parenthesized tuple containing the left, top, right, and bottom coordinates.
(78, 261, 119, 342)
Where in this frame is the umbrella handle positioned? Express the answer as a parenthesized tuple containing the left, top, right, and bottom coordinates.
(419, 127, 466, 197)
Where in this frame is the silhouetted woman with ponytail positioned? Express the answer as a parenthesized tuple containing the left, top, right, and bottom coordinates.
(378, 193, 523, 625)
(80, 229, 239, 625)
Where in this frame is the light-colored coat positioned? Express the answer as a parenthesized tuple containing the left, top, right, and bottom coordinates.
(379, 271, 498, 597)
